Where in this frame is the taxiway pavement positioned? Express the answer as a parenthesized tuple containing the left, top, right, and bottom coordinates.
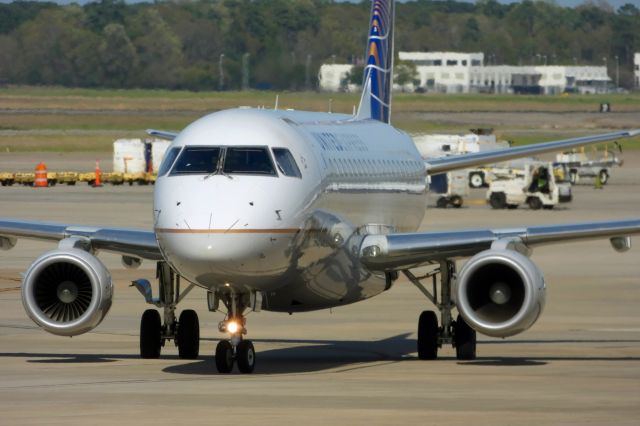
(0, 153, 639, 425)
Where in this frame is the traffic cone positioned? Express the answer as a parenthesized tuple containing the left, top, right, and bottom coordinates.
(34, 162, 48, 188)
(93, 160, 102, 187)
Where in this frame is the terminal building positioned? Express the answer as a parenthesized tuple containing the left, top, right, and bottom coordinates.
(319, 51, 611, 95)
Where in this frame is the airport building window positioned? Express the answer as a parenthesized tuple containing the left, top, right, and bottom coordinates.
(272, 148, 302, 178)
(171, 147, 221, 175)
(223, 147, 276, 175)
(158, 147, 182, 176)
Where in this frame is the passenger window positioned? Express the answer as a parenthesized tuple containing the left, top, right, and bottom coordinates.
(272, 148, 302, 178)
(171, 147, 220, 175)
(158, 147, 181, 176)
(224, 147, 276, 175)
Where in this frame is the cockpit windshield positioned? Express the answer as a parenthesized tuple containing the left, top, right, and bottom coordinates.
(223, 147, 276, 175)
(158, 147, 182, 176)
(272, 148, 302, 178)
(171, 147, 221, 175)
(169, 146, 276, 176)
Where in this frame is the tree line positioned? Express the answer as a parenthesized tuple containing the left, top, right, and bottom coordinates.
(0, 0, 638, 91)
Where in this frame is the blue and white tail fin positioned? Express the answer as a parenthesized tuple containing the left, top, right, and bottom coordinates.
(355, 0, 395, 124)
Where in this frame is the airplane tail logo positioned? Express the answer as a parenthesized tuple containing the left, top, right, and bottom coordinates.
(355, 0, 395, 124)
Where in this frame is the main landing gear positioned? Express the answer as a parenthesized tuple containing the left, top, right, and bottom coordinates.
(213, 292, 256, 374)
(133, 263, 259, 373)
(403, 260, 477, 361)
(134, 262, 200, 360)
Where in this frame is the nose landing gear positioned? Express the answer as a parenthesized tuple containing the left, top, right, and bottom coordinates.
(214, 292, 256, 374)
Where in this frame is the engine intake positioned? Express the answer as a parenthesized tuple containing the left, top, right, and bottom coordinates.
(21, 249, 113, 336)
(455, 249, 546, 338)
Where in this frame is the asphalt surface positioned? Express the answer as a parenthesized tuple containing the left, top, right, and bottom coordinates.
(0, 152, 639, 425)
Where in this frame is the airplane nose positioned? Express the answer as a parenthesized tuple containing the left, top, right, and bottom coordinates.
(154, 171, 299, 288)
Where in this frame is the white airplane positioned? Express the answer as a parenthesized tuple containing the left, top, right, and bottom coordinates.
(1, 0, 639, 374)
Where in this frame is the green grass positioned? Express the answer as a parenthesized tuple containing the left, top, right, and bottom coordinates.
(4, 85, 640, 112)
(0, 134, 121, 152)
(1, 86, 639, 152)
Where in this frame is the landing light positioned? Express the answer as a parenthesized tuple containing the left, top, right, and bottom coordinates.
(226, 321, 240, 334)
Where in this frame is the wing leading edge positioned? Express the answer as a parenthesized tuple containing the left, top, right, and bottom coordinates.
(425, 130, 640, 175)
(146, 129, 178, 141)
(360, 219, 640, 271)
(0, 219, 161, 260)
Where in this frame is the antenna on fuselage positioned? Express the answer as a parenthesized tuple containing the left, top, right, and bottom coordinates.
(274, 95, 279, 110)
(352, 105, 356, 116)
(328, 98, 333, 113)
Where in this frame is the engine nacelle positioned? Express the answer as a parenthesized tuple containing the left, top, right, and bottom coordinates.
(21, 249, 113, 337)
(455, 249, 546, 338)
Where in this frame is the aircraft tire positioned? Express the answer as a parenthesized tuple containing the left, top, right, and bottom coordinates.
(599, 170, 609, 185)
(236, 340, 256, 374)
(450, 195, 463, 208)
(454, 315, 476, 361)
(528, 197, 542, 210)
(177, 309, 200, 359)
(215, 340, 235, 373)
(489, 192, 506, 209)
(140, 309, 162, 359)
(417, 310, 439, 360)
(436, 197, 448, 208)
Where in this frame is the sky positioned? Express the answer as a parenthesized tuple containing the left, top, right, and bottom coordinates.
(0, 0, 638, 8)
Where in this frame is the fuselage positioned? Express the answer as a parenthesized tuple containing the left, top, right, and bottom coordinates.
(153, 108, 428, 312)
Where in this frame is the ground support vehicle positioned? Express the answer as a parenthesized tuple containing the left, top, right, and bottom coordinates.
(487, 163, 563, 210)
(430, 170, 468, 208)
(13, 172, 35, 186)
(47, 172, 79, 186)
(0, 172, 15, 186)
(556, 150, 623, 185)
(1, 170, 158, 187)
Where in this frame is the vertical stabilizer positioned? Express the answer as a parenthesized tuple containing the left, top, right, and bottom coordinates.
(355, 0, 395, 124)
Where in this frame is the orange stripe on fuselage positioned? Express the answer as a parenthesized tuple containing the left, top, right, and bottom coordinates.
(155, 228, 299, 235)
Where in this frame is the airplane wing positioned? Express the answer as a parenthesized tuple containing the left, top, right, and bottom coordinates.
(360, 219, 640, 271)
(0, 219, 162, 260)
(425, 130, 640, 175)
(146, 129, 178, 141)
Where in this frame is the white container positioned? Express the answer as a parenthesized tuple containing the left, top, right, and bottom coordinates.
(151, 140, 171, 173)
(113, 139, 146, 174)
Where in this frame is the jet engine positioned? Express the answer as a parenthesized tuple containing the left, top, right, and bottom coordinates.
(21, 248, 113, 336)
(454, 249, 546, 338)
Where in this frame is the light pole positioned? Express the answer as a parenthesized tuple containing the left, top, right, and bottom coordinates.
(242, 53, 250, 91)
(615, 55, 619, 90)
(603, 57, 608, 93)
(219, 53, 225, 91)
(305, 54, 312, 91)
